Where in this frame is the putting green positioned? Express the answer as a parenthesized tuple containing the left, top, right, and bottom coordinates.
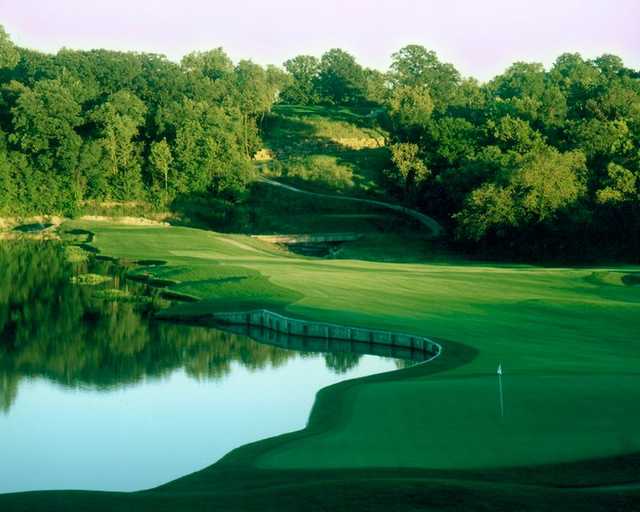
(257, 373, 640, 470)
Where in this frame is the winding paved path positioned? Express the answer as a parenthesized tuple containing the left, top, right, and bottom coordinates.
(259, 177, 444, 238)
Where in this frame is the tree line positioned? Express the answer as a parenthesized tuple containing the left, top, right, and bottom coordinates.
(0, 25, 638, 259)
(0, 25, 290, 215)
(281, 45, 639, 259)
(380, 46, 640, 259)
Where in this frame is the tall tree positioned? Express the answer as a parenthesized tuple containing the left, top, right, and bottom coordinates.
(180, 48, 233, 81)
(385, 143, 429, 203)
(226, 60, 275, 157)
(89, 90, 147, 199)
(172, 99, 251, 195)
(315, 49, 366, 105)
(10, 79, 82, 175)
(149, 138, 173, 196)
(387, 84, 434, 131)
(455, 148, 587, 240)
(281, 55, 319, 104)
(0, 137, 17, 213)
(0, 25, 19, 69)
(265, 65, 291, 104)
(389, 45, 460, 109)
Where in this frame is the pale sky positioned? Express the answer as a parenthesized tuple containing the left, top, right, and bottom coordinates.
(1, 0, 638, 81)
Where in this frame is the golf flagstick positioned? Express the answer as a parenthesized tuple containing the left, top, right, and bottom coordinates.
(497, 363, 504, 417)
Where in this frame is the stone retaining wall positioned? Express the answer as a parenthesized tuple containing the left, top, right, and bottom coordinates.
(215, 323, 429, 362)
(253, 233, 362, 244)
(211, 309, 442, 360)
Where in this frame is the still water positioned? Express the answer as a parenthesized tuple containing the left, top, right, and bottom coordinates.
(0, 242, 399, 493)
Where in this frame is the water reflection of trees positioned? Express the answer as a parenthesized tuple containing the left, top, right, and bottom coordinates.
(0, 242, 297, 412)
(323, 352, 362, 374)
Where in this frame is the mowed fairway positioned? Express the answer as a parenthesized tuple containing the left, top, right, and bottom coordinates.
(67, 221, 640, 484)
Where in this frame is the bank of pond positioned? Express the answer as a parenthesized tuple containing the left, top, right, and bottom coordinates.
(0, 241, 414, 492)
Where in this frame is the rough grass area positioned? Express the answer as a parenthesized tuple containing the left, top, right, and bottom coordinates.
(585, 270, 640, 287)
(274, 154, 358, 190)
(77, 200, 171, 220)
(3, 221, 639, 511)
(261, 104, 390, 195)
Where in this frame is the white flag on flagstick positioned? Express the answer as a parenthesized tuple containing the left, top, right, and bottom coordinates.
(497, 363, 504, 417)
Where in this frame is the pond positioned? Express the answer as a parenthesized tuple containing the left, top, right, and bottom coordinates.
(0, 241, 403, 493)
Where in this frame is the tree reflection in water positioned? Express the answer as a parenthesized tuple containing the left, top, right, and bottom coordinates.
(0, 241, 302, 412)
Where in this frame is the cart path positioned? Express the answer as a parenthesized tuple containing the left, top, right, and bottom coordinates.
(259, 177, 444, 238)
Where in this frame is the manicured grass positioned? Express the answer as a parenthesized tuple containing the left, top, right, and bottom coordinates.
(2, 221, 639, 510)
(75, 223, 640, 458)
(257, 374, 640, 470)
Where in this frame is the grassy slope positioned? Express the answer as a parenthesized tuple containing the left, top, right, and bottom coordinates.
(173, 105, 436, 262)
(1, 221, 636, 510)
(260, 104, 390, 195)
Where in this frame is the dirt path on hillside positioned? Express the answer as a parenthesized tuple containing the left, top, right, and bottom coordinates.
(259, 177, 444, 237)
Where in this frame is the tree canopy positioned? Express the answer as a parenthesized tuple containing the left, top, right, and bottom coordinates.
(380, 45, 640, 260)
(0, 26, 638, 260)
(0, 27, 279, 214)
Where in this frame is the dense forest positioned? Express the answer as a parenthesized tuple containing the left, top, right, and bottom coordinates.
(0, 26, 638, 259)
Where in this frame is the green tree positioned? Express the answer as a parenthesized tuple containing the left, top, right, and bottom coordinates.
(427, 116, 479, 167)
(180, 48, 233, 81)
(515, 149, 587, 222)
(9, 78, 82, 211)
(549, 53, 602, 119)
(226, 60, 275, 157)
(0, 25, 19, 69)
(385, 143, 429, 203)
(455, 148, 587, 240)
(10, 79, 82, 174)
(596, 163, 639, 204)
(265, 65, 291, 104)
(389, 45, 460, 109)
(595, 162, 640, 253)
(454, 183, 517, 241)
(489, 115, 545, 154)
(490, 62, 546, 101)
(173, 99, 251, 196)
(89, 90, 147, 199)
(363, 68, 388, 105)
(488, 61, 568, 131)
(388, 84, 434, 129)
(315, 49, 366, 105)
(570, 118, 634, 169)
(0, 140, 17, 213)
(149, 138, 173, 196)
(592, 54, 625, 78)
(281, 55, 319, 104)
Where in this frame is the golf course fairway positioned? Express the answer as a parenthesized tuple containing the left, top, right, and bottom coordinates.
(2, 221, 639, 511)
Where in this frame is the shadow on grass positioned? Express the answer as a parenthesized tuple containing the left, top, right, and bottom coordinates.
(262, 104, 391, 198)
(12, 222, 53, 233)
